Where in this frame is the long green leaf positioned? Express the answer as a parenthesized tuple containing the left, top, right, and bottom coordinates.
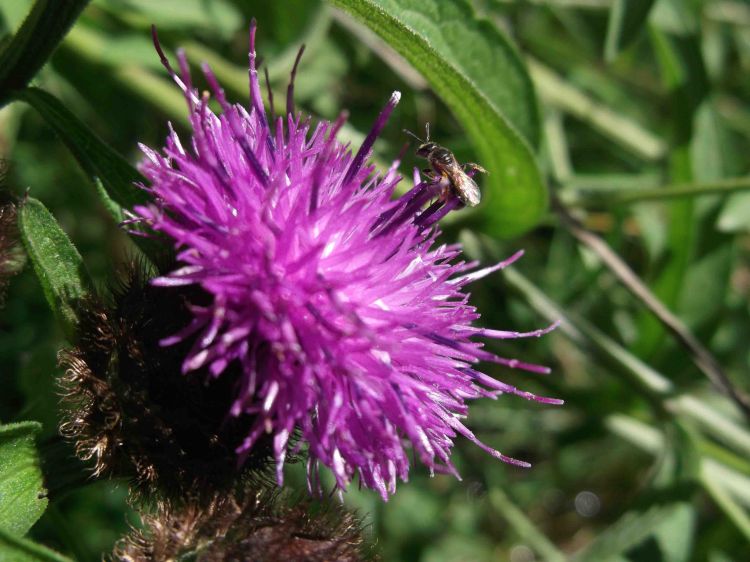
(13, 88, 148, 210)
(0, 422, 47, 536)
(12, 88, 161, 260)
(336, 0, 539, 146)
(330, 0, 547, 238)
(18, 197, 92, 340)
(0, 526, 72, 562)
(0, 0, 89, 107)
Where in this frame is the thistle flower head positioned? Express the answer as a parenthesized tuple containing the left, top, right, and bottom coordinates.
(131, 21, 561, 500)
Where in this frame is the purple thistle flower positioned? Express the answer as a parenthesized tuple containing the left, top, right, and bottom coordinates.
(132, 21, 562, 500)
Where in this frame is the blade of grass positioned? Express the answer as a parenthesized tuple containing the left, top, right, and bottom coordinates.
(572, 501, 692, 562)
(607, 415, 750, 540)
(61, 25, 189, 126)
(0, 526, 72, 562)
(528, 58, 666, 161)
(633, 1, 708, 356)
(488, 489, 567, 562)
(495, 257, 673, 398)
(554, 201, 750, 420)
(543, 109, 573, 182)
(604, 0, 656, 61)
(492, 257, 750, 460)
(701, 472, 750, 541)
(0, 528, 73, 562)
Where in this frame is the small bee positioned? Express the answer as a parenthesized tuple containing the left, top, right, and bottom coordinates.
(405, 124, 487, 207)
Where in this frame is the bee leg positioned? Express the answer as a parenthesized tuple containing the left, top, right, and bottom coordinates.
(423, 168, 438, 181)
(463, 163, 488, 176)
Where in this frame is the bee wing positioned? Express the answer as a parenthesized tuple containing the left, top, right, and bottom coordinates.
(452, 172, 481, 207)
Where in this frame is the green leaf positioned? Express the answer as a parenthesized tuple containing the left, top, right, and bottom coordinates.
(0, 422, 48, 536)
(330, 0, 547, 238)
(18, 197, 93, 340)
(12, 88, 148, 211)
(605, 0, 656, 62)
(718, 191, 750, 232)
(677, 244, 732, 329)
(0, 0, 90, 107)
(690, 100, 738, 184)
(652, 504, 695, 562)
(0, 526, 72, 562)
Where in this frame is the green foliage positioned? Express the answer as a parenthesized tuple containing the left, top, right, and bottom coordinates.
(12, 87, 160, 259)
(605, 0, 656, 62)
(0, 526, 72, 562)
(0, 0, 89, 107)
(0, 422, 47, 536)
(0, 0, 749, 559)
(12, 88, 147, 212)
(573, 502, 695, 562)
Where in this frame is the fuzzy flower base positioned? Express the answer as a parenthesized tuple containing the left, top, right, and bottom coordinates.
(59, 262, 274, 499)
(110, 482, 371, 562)
(112, 484, 367, 562)
(0, 186, 26, 307)
(132, 21, 561, 500)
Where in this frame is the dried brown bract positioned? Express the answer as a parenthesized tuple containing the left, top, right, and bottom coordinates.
(112, 484, 369, 562)
(0, 168, 26, 307)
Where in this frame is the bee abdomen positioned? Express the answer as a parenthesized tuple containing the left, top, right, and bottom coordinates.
(431, 147, 456, 167)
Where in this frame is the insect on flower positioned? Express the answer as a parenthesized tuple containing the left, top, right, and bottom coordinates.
(405, 124, 487, 207)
